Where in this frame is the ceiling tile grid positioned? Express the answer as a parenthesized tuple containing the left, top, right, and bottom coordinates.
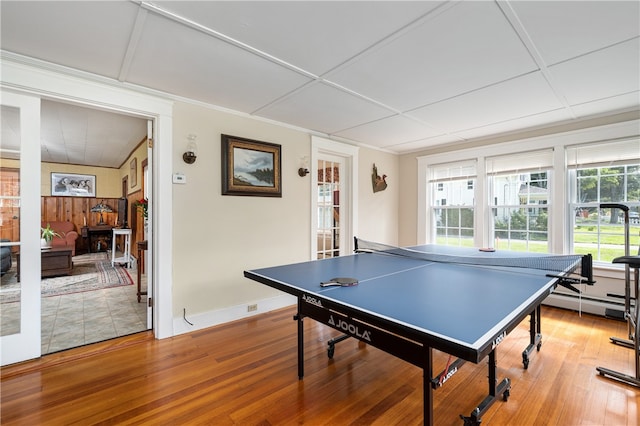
(256, 81, 396, 134)
(125, 11, 314, 113)
(547, 38, 640, 106)
(1, 0, 638, 160)
(407, 72, 569, 133)
(324, 1, 540, 112)
(152, 1, 443, 76)
(334, 114, 444, 149)
(509, 0, 640, 66)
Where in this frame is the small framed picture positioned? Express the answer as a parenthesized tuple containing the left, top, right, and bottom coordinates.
(51, 173, 96, 197)
(221, 134, 281, 197)
(130, 158, 137, 188)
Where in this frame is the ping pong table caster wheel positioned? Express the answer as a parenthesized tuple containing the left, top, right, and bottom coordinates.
(523, 358, 529, 369)
(460, 410, 481, 426)
(502, 389, 510, 401)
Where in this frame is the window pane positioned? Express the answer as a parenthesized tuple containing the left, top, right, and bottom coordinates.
(490, 172, 549, 252)
(571, 164, 640, 262)
(577, 174, 598, 203)
(434, 207, 474, 247)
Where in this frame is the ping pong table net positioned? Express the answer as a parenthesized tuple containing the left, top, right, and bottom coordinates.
(354, 237, 594, 286)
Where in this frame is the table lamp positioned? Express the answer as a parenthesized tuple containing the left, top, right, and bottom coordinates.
(91, 201, 113, 225)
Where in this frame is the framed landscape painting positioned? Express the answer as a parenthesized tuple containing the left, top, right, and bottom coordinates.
(51, 173, 96, 197)
(221, 134, 281, 197)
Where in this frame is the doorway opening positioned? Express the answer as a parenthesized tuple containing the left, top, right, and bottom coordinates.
(0, 99, 153, 355)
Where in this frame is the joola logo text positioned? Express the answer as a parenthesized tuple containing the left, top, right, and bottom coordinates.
(440, 367, 458, 385)
(492, 331, 507, 349)
(302, 294, 323, 308)
(328, 315, 372, 342)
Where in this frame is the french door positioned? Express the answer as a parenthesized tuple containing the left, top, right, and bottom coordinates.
(1, 90, 42, 366)
(311, 136, 359, 259)
(316, 155, 344, 259)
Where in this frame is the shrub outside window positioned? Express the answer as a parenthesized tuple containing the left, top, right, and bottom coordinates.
(429, 161, 476, 247)
(490, 172, 549, 252)
(434, 179, 475, 247)
(571, 164, 640, 263)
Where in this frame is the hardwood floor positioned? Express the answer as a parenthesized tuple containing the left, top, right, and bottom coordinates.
(1, 305, 638, 425)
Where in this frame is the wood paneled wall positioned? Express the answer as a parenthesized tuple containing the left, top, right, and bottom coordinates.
(41, 192, 144, 255)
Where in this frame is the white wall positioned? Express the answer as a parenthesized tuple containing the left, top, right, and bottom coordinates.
(357, 148, 399, 246)
(398, 154, 418, 246)
(170, 102, 400, 333)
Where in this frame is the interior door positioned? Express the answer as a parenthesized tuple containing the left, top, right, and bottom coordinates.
(0, 90, 42, 366)
(316, 155, 344, 259)
(311, 136, 358, 259)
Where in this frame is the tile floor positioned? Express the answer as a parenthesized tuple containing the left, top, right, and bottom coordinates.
(1, 252, 148, 354)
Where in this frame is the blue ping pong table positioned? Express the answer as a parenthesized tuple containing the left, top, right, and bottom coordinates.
(244, 242, 586, 425)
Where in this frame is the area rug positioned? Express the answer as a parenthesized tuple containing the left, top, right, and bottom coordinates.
(0, 252, 133, 304)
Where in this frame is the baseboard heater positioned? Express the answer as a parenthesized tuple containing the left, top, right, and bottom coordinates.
(603, 292, 636, 321)
(544, 291, 629, 318)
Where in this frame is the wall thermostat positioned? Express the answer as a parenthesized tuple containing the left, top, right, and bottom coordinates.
(172, 173, 186, 184)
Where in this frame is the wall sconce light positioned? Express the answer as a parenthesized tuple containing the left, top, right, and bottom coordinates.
(298, 156, 309, 177)
(183, 134, 198, 164)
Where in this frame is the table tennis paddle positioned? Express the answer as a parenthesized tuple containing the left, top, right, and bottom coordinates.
(320, 277, 359, 287)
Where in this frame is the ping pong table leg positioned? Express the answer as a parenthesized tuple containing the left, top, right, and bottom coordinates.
(296, 314, 304, 379)
(461, 349, 511, 426)
(295, 301, 305, 379)
(522, 305, 542, 369)
(423, 346, 433, 426)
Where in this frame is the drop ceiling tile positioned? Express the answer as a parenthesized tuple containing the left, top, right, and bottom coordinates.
(549, 38, 640, 106)
(47, 153, 69, 164)
(510, 1, 640, 65)
(154, 1, 442, 76)
(452, 109, 574, 141)
(126, 12, 312, 113)
(258, 82, 394, 134)
(327, 1, 538, 111)
(570, 92, 640, 119)
(0, 1, 139, 78)
(334, 115, 443, 148)
(393, 134, 465, 153)
(408, 72, 565, 133)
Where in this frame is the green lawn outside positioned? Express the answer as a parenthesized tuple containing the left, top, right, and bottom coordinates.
(574, 224, 640, 244)
(436, 223, 639, 262)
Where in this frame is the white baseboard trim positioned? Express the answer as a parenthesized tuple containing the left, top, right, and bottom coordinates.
(172, 294, 296, 336)
(171, 291, 624, 337)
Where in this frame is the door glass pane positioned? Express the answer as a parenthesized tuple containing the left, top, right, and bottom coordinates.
(1, 105, 21, 336)
(317, 159, 340, 259)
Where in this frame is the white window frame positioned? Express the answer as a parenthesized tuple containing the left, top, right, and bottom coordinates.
(567, 140, 640, 263)
(417, 119, 640, 259)
(428, 160, 477, 247)
(486, 149, 554, 252)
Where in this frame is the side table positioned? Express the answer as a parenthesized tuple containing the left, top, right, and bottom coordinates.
(111, 228, 131, 267)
